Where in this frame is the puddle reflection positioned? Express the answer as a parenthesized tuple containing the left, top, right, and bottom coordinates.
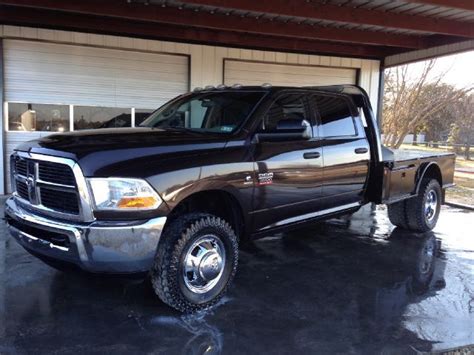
(1, 204, 472, 354)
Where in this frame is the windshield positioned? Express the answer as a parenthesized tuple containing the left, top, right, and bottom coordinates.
(140, 91, 265, 133)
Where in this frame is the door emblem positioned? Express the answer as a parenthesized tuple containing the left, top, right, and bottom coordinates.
(257, 172, 274, 186)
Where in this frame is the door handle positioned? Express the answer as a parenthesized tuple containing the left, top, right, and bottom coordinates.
(303, 152, 321, 159)
(354, 147, 368, 154)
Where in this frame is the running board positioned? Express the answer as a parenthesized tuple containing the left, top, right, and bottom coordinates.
(260, 202, 361, 231)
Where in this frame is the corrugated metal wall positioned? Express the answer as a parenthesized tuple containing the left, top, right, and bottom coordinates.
(4, 40, 189, 108)
(224, 60, 357, 86)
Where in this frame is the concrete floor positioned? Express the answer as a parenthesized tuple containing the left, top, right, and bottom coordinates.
(0, 200, 473, 354)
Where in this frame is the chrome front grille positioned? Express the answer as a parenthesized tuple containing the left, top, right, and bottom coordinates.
(40, 187, 80, 214)
(10, 152, 94, 221)
(16, 180, 29, 200)
(15, 158, 28, 176)
(38, 161, 76, 186)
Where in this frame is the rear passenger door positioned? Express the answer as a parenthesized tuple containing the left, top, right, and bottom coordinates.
(310, 93, 370, 209)
(251, 92, 324, 231)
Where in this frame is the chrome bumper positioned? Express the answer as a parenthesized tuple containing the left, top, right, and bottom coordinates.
(4, 197, 167, 273)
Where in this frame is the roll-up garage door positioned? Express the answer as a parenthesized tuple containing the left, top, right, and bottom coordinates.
(3, 39, 189, 191)
(224, 59, 357, 87)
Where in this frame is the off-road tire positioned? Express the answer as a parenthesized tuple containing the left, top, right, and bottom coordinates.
(150, 213, 238, 313)
(406, 178, 441, 232)
(387, 201, 409, 229)
(387, 178, 441, 232)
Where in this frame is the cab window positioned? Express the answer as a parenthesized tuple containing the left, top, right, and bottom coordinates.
(312, 95, 357, 138)
(263, 93, 309, 131)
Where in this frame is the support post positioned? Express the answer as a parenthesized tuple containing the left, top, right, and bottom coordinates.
(0, 39, 5, 195)
(376, 65, 385, 132)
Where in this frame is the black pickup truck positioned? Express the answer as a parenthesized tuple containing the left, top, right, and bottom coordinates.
(5, 85, 455, 312)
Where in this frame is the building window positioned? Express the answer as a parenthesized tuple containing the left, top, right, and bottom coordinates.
(74, 106, 131, 130)
(8, 103, 70, 132)
(135, 109, 155, 126)
(312, 95, 356, 137)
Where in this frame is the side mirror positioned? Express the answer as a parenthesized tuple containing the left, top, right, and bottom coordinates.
(256, 119, 312, 142)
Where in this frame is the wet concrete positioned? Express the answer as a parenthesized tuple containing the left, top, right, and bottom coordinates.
(0, 201, 473, 354)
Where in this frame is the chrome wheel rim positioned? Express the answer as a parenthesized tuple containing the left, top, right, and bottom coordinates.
(424, 190, 438, 222)
(183, 235, 226, 294)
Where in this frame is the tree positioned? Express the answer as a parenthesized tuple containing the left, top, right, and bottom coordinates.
(447, 94, 474, 160)
(382, 60, 471, 148)
(414, 84, 461, 142)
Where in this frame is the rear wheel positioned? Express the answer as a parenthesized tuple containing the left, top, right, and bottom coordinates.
(150, 213, 238, 313)
(387, 178, 441, 232)
(387, 200, 408, 229)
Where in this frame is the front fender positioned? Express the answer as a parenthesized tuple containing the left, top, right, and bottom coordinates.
(147, 163, 255, 215)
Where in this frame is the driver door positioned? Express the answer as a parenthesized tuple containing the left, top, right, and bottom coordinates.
(251, 92, 324, 231)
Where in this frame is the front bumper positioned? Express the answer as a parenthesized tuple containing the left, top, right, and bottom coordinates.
(4, 197, 167, 273)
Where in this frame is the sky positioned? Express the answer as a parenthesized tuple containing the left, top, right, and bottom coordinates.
(402, 50, 474, 89)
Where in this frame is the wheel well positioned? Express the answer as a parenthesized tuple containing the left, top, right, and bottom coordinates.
(166, 190, 245, 239)
(418, 164, 442, 192)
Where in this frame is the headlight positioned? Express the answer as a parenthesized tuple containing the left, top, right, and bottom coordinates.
(88, 178, 162, 211)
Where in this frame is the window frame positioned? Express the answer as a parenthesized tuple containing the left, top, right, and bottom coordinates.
(310, 93, 360, 139)
(73, 105, 133, 131)
(5, 101, 72, 133)
(5, 101, 156, 133)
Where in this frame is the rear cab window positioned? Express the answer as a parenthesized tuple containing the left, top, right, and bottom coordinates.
(311, 94, 362, 139)
(263, 93, 309, 131)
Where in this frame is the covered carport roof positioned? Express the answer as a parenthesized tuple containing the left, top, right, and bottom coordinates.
(0, 0, 473, 65)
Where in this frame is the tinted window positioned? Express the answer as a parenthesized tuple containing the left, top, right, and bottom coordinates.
(74, 106, 131, 130)
(264, 94, 308, 131)
(134, 109, 154, 126)
(8, 103, 70, 132)
(313, 95, 356, 137)
(141, 91, 265, 133)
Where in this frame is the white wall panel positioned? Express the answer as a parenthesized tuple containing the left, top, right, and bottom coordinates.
(224, 60, 357, 87)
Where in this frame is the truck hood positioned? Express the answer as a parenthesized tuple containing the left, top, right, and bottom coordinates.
(17, 127, 230, 177)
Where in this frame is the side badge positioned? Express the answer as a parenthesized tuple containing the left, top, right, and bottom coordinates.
(258, 172, 274, 186)
(243, 175, 253, 185)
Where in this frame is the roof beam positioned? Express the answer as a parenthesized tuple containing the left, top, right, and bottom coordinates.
(0, 0, 423, 48)
(182, 0, 474, 38)
(0, 5, 398, 59)
(402, 0, 474, 11)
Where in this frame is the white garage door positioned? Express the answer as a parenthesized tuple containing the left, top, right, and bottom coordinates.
(3, 39, 189, 191)
(224, 59, 357, 87)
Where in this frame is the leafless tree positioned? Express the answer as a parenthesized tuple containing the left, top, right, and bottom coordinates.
(382, 60, 471, 148)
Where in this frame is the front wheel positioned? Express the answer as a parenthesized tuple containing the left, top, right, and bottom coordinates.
(150, 213, 238, 313)
(387, 178, 442, 232)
